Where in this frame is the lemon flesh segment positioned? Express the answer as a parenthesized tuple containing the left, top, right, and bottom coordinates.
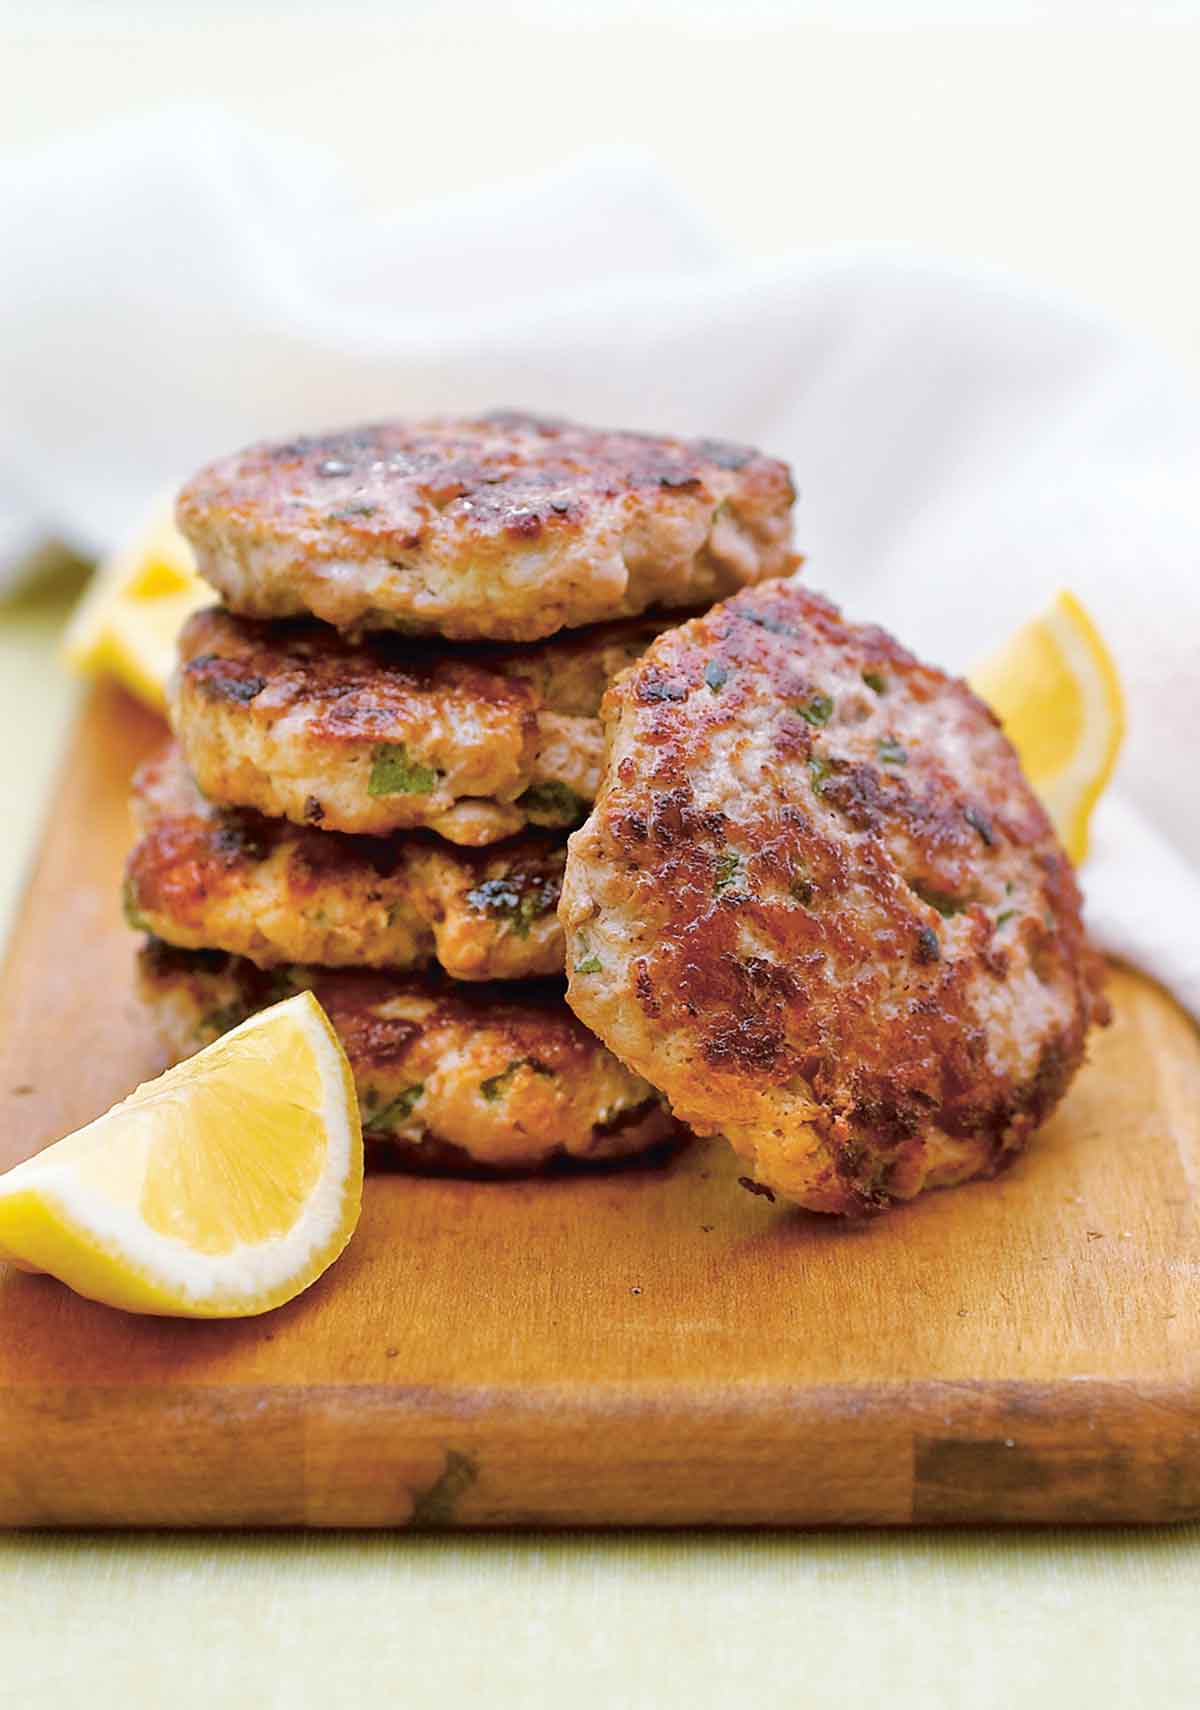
(76, 584, 212, 713)
(0, 993, 363, 1318)
(970, 590, 1124, 866)
(63, 493, 211, 713)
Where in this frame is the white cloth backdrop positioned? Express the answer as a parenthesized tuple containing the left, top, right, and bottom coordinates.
(1, 110, 1196, 1012)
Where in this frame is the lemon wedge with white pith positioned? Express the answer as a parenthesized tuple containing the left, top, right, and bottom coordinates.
(0, 993, 362, 1318)
(971, 590, 1124, 866)
(63, 494, 210, 713)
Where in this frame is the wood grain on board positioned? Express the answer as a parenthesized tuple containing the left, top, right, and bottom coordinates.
(0, 685, 1198, 1528)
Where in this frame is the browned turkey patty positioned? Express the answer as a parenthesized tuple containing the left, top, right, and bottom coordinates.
(176, 411, 798, 642)
(137, 942, 677, 1175)
(170, 604, 680, 844)
(125, 744, 566, 979)
(561, 580, 1109, 1214)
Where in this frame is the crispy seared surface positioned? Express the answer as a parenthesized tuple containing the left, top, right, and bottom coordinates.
(176, 412, 797, 642)
(561, 580, 1109, 1214)
(126, 744, 566, 979)
(138, 942, 675, 1173)
(171, 605, 679, 843)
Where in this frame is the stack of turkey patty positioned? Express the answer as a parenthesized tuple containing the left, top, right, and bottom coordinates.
(125, 410, 798, 1174)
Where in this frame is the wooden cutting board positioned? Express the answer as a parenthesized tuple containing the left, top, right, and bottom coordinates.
(1, 684, 1198, 1529)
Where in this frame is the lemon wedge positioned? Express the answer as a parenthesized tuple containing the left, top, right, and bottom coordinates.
(63, 494, 210, 712)
(971, 589, 1124, 865)
(0, 993, 362, 1318)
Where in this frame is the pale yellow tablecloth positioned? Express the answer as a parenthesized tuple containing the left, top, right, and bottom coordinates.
(1, 590, 1197, 1707)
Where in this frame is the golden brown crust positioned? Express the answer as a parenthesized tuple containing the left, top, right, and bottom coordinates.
(561, 579, 1109, 1214)
(125, 744, 566, 979)
(170, 605, 678, 843)
(137, 942, 678, 1174)
(176, 412, 798, 641)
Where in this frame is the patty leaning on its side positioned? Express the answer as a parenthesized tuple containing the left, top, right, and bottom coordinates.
(561, 580, 1110, 1215)
(137, 942, 678, 1175)
(176, 411, 798, 642)
(170, 605, 681, 845)
(125, 745, 566, 979)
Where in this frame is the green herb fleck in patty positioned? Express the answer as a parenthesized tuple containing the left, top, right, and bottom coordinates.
(122, 876, 151, 934)
(714, 851, 741, 895)
(912, 881, 964, 918)
(372, 1083, 425, 1130)
(796, 692, 833, 726)
(201, 1002, 250, 1040)
(466, 871, 561, 939)
(367, 743, 438, 797)
(515, 781, 590, 826)
(480, 1058, 554, 1102)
